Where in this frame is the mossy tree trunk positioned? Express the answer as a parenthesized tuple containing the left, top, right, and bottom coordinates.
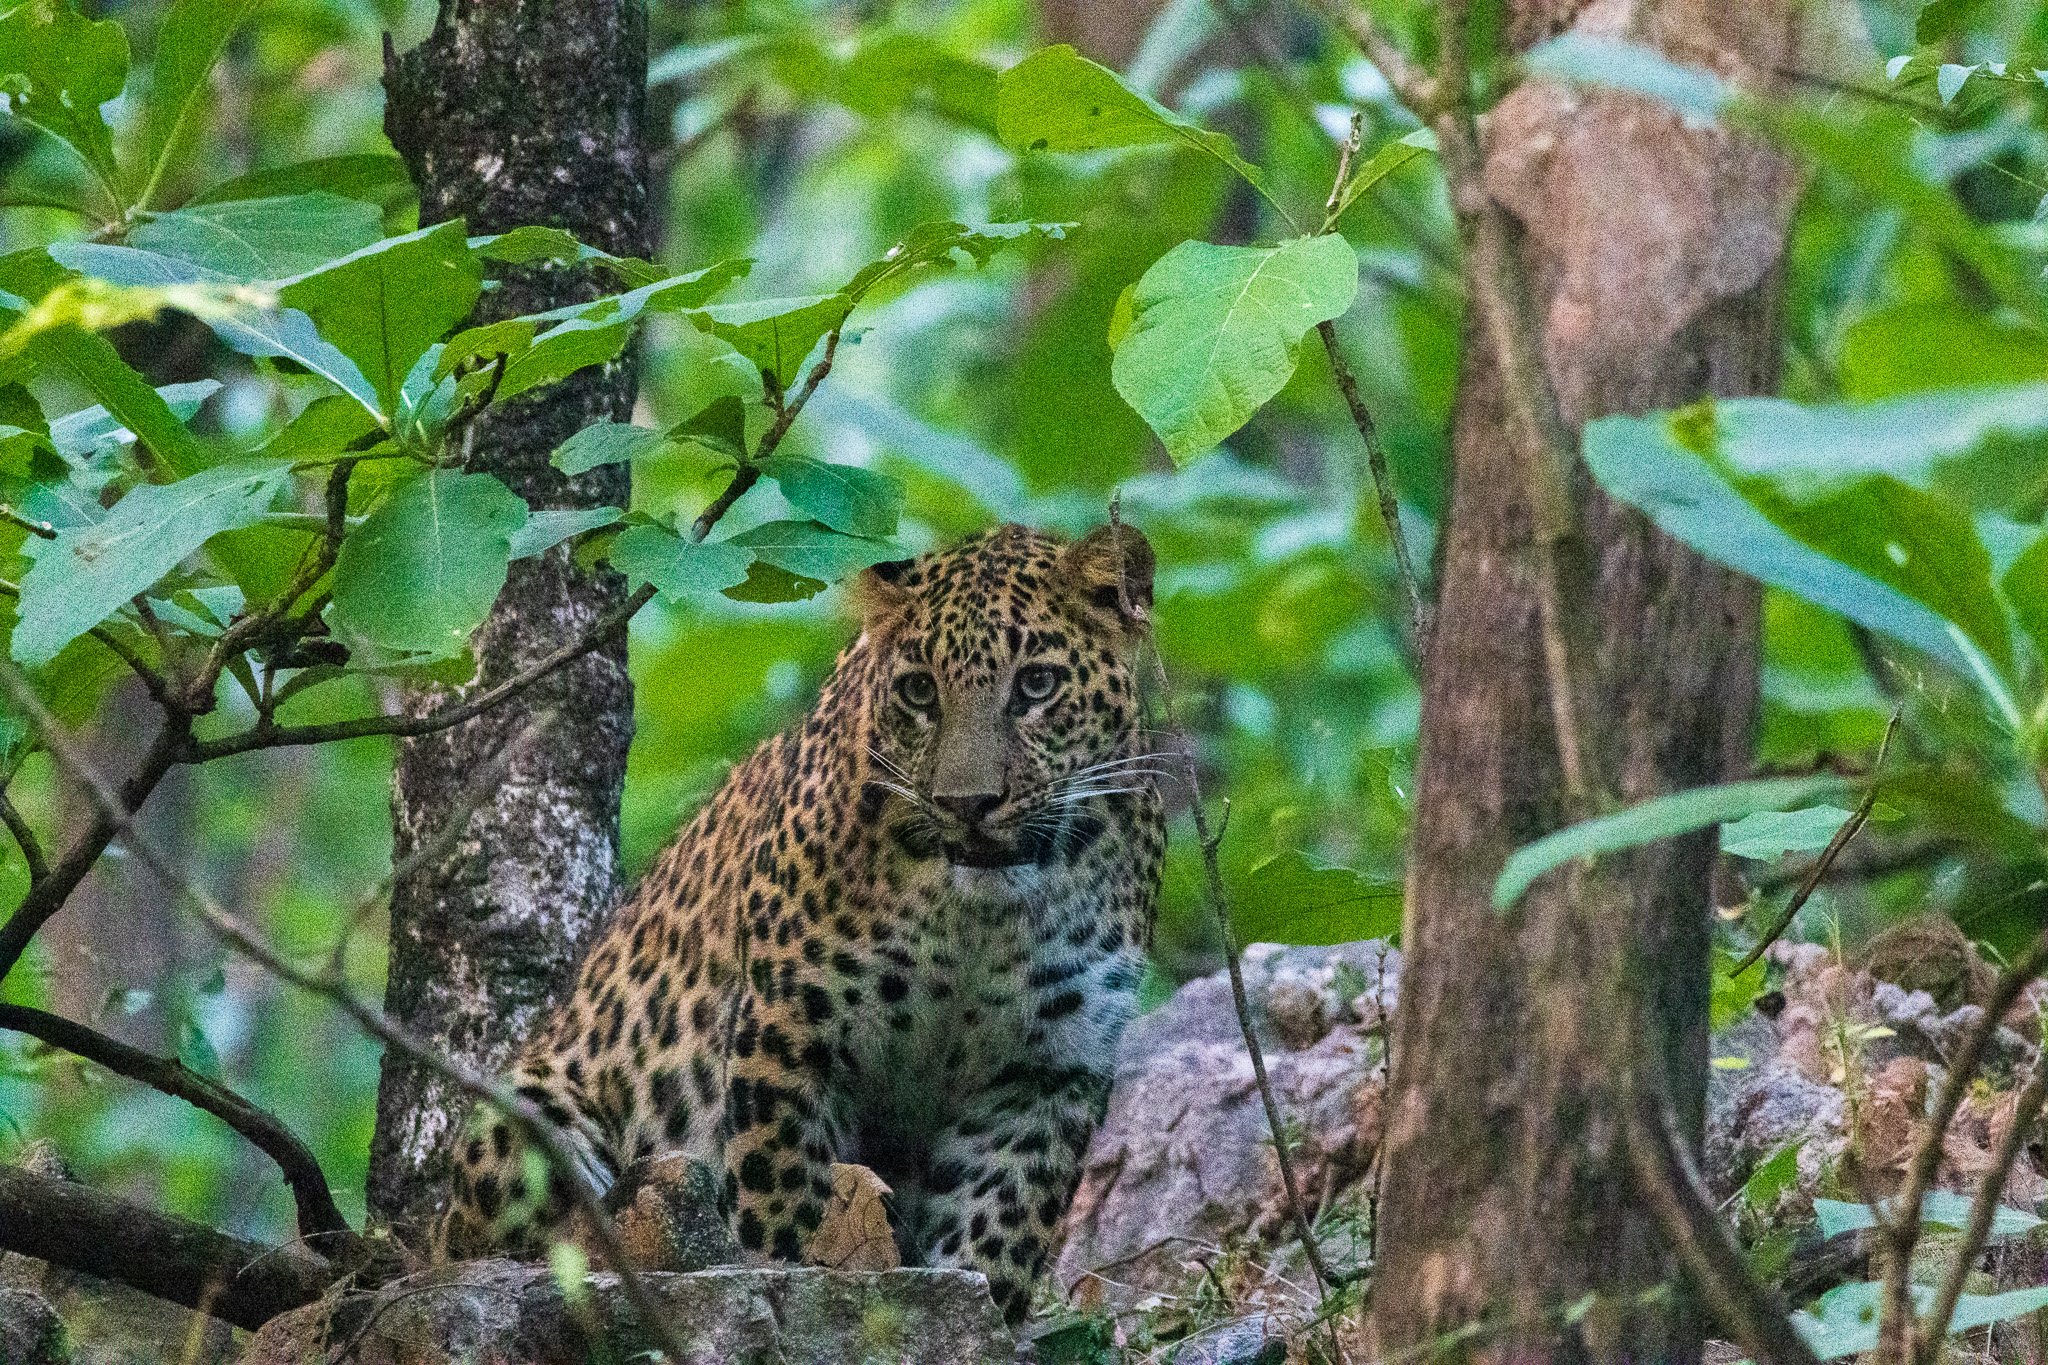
(368, 0, 651, 1232)
(1370, 3, 1799, 1359)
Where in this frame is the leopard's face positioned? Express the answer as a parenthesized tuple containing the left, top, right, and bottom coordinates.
(858, 523, 1154, 871)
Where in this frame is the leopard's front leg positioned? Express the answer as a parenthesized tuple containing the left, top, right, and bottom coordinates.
(720, 991, 843, 1263)
(913, 1065, 1108, 1322)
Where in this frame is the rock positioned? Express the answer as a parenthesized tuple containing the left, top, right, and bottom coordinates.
(0, 1285, 66, 1365)
(586, 1153, 738, 1271)
(239, 1259, 1012, 1365)
(1168, 1312, 1288, 1364)
(1054, 943, 1395, 1308)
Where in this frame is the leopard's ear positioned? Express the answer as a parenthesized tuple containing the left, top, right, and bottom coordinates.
(850, 557, 916, 630)
(1062, 523, 1153, 631)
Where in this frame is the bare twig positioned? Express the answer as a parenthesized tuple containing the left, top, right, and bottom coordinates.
(1877, 927, 2048, 1364)
(1298, 0, 1439, 115)
(1919, 1042, 2048, 1360)
(1623, 1086, 1825, 1365)
(1731, 708, 1903, 976)
(0, 660, 693, 1365)
(0, 1002, 354, 1244)
(1108, 498, 1345, 1303)
(0, 504, 56, 539)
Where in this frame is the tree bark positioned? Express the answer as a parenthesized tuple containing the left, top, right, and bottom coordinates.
(370, 1, 650, 1231)
(1370, 3, 1798, 1359)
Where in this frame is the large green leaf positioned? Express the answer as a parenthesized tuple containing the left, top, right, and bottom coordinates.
(1814, 1191, 2041, 1242)
(608, 524, 756, 601)
(131, 194, 385, 280)
(279, 221, 482, 420)
(328, 469, 528, 661)
(1230, 850, 1401, 946)
(1720, 805, 1855, 860)
(48, 243, 379, 415)
(1584, 412, 1974, 671)
(757, 456, 902, 538)
(689, 293, 852, 387)
(837, 31, 1000, 134)
(32, 328, 215, 479)
(1494, 775, 1855, 909)
(1328, 129, 1438, 228)
(11, 460, 293, 665)
(0, 0, 130, 210)
(2004, 533, 2048, 668)
(1839, 304, 2048, 401)
(552, 422, 675, 476)
(138, 0, 264, 207)
(996, 45, 1273, 205)
(1111, 234, 1358, 465)
(1795, 1280, 2048, 1361)
(724, 519, 905, 581)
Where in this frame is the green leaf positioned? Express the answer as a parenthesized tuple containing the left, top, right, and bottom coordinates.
(724, 519, 904, 582)
(1494, 774, 1855, 909)
(1230, 850, 1401, 946)
(47, 379, 216, 463)
(1796, 1280, 2048, 1360)
(552, 422, 674, 476)
(139, 0, 264, 208)
(1329, 129, 1438, 228)
(688, 293, 852, 387)
(1720, 805, 1855, 860)
(509, 506, 622, 561)
(328, 470, 527, 661)
(2003, 533, 2048, 667)
(997, 45, 1276, 207)
(1815, 1191, 2042, 1242)
(492, 257, 749, 401)
(48, 243, 379, 415)
(608, 524, 756, 600)
(131, 194, 385, 280)
(671, 395, 747, 462)
(0, 0, 130, 212)
(190, 154, 414, 213)
(1839, 304, 2048, 401)
(12, 460, 292, 664)
(279, 221, 482, 420)
(1738, 1139, 1802, 1211)
(32, 329, 215, 478)
(1111, 234, 1358, 464)
(757, 456, 902, 538)
(1584, 412, 1975, 671)
(837, 32, 1000, 134)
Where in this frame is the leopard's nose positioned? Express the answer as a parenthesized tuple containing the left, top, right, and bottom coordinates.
(933, 791, 1003, 824)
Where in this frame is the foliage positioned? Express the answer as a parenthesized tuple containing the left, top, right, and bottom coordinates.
(0, 9, 2041, 1357)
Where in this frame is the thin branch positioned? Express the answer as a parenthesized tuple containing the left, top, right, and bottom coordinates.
(1623, 1087, 1825, 1365)
(1918, 1042, 2048, 1360)
(0, 714, 190, 986)
(1109, 498, 1345, 1301)
(689, 326, 846, 543)
(1731, 708, 1903, 976)
(1, 660, 694, 1365)
(0, 790, 47, 885)
(0, 504, 56, 539)
(1877, 927, 2048, 1364)
(184, 584, 654, 761)
(0, 1163, 333, 1331)
(0, 1002, 354, 1244)
(1298, 0, 1439, 116)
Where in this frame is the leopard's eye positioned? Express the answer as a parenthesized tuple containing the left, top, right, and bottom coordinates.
(896, 671, 938, 710)
(1015, 664, 1060, 704)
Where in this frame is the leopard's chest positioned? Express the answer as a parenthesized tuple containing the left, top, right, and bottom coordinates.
(834, 868, 1141, 1146)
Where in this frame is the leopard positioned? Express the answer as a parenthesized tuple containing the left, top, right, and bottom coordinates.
(442, 521, 1167, 1321)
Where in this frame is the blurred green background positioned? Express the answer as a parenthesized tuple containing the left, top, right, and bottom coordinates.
(1, 0, 2041, 1248)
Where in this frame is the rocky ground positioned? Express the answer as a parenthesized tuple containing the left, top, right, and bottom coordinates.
(6, 927, 2044, 1364)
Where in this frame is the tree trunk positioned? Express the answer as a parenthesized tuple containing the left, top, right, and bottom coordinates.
(368, 1, 650, 1232)
(1370, 3, 1798, 1359)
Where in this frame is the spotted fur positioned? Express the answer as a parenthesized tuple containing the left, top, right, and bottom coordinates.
(443, 523, 1166, 1320)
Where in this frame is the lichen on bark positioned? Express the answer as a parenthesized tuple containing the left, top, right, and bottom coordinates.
(369, 0, 651, 1232)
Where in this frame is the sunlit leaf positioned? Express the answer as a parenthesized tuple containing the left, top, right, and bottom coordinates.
(1111, 234, 1357, 464)
(131, 194, 385, 280)
(689, 293, 852, 387)
(725, 519, 904, 581)
(1495, 774, 1856, 909)
(608, 524, 756, 601)
(757, 456, 902, 538)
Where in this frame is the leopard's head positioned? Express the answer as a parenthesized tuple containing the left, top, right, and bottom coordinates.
(855, 522, 1155, 870)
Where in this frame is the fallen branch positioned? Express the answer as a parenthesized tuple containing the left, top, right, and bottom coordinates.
(0, 1163, 334, 1331)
